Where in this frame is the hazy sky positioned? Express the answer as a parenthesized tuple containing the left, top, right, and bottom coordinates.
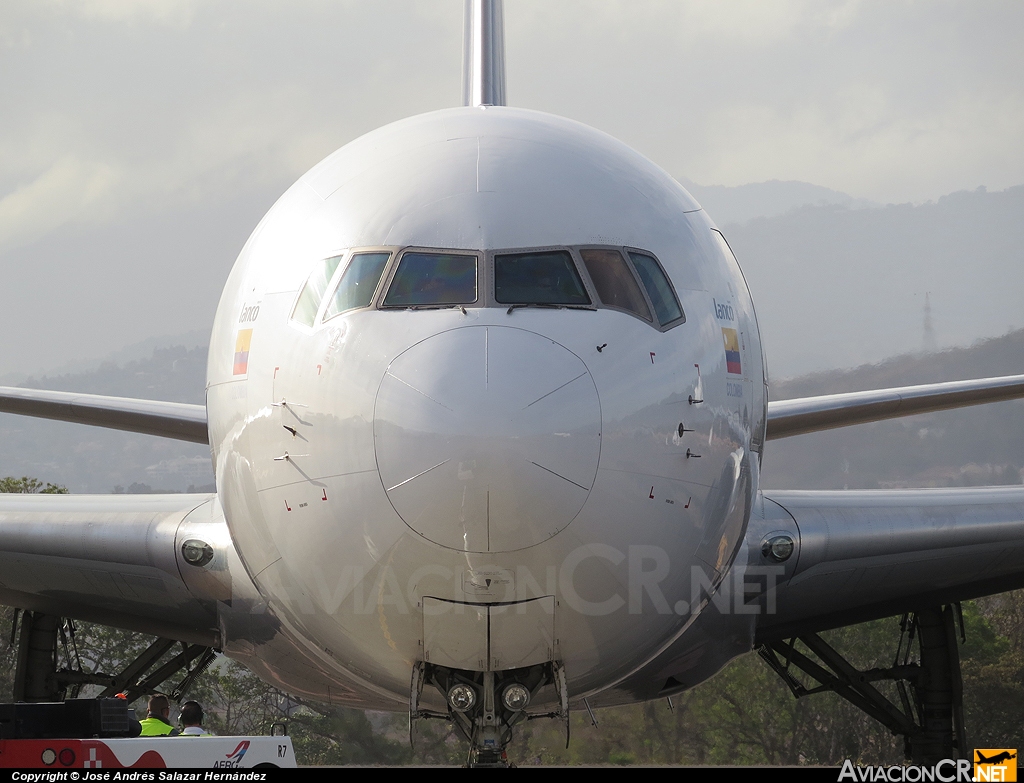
(1, 1, 1022, 378)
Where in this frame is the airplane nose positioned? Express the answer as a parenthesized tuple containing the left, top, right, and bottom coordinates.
(374, 325, 601, 552)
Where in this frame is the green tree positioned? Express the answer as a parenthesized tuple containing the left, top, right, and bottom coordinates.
(512, 602, 1024, 767)
(287, 707, 413, 765)
(0, 476, 69, 494)
(965, 592, 1024, 748)
(180, 661, 413, 764)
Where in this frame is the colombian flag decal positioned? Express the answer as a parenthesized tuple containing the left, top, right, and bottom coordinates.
(233, 329, 253, 376)
(721, 327, 742, 375)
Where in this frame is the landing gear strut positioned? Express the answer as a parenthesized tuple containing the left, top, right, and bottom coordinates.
(12, 611, 63, 701)
(410, 660, 568, 768)
(758, 604, 967, 764)
(10, 609, 218, 704)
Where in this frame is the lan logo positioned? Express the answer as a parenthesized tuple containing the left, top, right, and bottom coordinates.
(975, 749, 1017, 782)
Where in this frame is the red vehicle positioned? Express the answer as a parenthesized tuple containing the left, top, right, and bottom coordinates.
(0, 700, 295, 769)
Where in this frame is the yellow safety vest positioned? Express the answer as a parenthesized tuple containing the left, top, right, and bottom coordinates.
(139, 717, 177, 736)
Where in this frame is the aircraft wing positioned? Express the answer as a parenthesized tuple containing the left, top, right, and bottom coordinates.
(0, 386, 208, 444)
(766, 373, 1024, 440)
(0, 492, 240, 647)
(4, 372, 1023, 447)
(594, 485, 1024, 705)
(750, 486, 1024, 643)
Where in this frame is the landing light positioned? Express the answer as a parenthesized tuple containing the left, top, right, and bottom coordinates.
(181, 539, 214, 567)
(762, 535, 795, 563)
(502, 683, 530, 712)
(448, 684, 476, 712)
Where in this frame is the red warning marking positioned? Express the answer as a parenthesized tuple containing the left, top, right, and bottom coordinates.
(274, 366, 280, 378)
(684, 496, 691, 509)
(321, 488, 328, 501)
(285, 499, 291, 512)
(317, 364, 322, 375)
(649, 486, 655, 499)
(650, 352, 656, 364)
(694, 363, 701, 377)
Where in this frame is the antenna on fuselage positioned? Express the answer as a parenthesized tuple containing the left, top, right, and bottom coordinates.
(462, 0, 506, 107)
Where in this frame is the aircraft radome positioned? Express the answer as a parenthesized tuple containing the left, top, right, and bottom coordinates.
(2, 0, 1024, 767)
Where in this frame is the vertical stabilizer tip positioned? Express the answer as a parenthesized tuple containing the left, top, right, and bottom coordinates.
(462, 0, 507, 107)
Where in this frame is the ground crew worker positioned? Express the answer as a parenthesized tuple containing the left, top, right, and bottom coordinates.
(139, 694, 179, 736)
(178, 700, 213, 736)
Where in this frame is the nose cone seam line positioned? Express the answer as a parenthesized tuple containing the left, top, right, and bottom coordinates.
(530, 461, 590, 491)
(374, 325, 601, 552)
(385, 459, 451, 492)
(524, 371, 588, 410)
(385, 371, 454, 412)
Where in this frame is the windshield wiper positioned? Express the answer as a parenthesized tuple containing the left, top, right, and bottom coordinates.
(400, 304, 470, 312)
(506, 303, 595, 314)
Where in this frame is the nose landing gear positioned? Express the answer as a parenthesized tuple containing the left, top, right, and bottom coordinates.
(409, 661, 569, 768)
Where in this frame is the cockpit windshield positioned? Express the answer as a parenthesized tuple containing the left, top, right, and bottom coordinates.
(323, 251, 391, 321)
(494, 250, 590, 305)
(291, 255, 343, 327)
(382, 252, 477, 307)
(291, 244, 683, 331)
(580, 248, 651, 321)
(628, 251, 684, 326)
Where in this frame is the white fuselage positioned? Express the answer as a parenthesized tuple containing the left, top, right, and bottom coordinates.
(205, 106, 766, 709)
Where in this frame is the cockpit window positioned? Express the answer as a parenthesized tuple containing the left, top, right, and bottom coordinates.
(323, 251, 391, 321)
(494, 250, 590, 305)
(291, 255, 344, 327)
(382, 252, 477, 307)
(628, 251, 684, 326)
(580, 249, 651, 321)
